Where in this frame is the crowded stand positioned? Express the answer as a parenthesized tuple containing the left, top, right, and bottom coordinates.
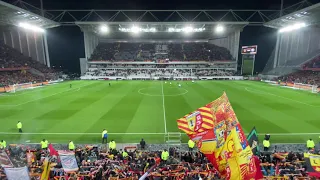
(277, 70, 320, 87)
(90, 43, 233, 62)
(0, 143, 316, 180)
(0, 42, 59, 87)
(84, 68, 236, 78)
(0, 71, 45, 87)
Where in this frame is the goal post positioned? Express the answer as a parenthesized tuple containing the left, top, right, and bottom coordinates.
(293, 83, 318, 93)
(312, 85, 319, 94)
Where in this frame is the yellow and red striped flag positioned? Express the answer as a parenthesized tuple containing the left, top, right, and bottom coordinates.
(177, 92, 263, 180)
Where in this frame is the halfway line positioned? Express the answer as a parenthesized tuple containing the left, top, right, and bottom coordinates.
(161, 81, 167, 133)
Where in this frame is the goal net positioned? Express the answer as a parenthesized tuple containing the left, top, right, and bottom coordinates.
(7, 82, 33, 93)
(293, 83, 319, 93)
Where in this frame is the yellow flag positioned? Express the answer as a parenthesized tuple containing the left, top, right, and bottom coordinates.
(41, 158, 50, 180)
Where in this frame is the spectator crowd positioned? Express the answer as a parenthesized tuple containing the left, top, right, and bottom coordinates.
(90, 43, 233, 62)
(0, 42, 58, 87)
(0, 143, 316, 180)
(277, 70, 320, 87)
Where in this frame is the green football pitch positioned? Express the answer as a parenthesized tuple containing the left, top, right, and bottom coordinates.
(0, 80, 319, 144)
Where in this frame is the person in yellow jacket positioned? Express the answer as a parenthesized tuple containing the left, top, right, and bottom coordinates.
(307, 138, 315, 150)
(263, 139, 270, 151)
(17, 121, 22, 133)
(188, 139, 195, 151)
(0, 140, 6, 149)
(102, 129, 108, 144)
(122, 150, 128, 158)
(40, 139, 49, 149)
(68, 141, 75, 151)
(161, 149, 169, 163)
(109, 140, 116, 150)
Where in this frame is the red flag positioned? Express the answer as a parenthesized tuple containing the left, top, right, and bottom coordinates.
(253, 155, 264, 179)
(48, 144, 59, 157)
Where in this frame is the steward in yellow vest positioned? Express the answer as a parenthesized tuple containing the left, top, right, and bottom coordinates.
(69, 141, 75, 151)
(109, 140, 116, 150)
(161, 149, 169, 162)
(188, 139, 195, 151)
(307, 139, 315, 150)
(17, 121, 22, 133)
(0, 140, 6, 149)
(40, 139, 48, 149)
(263, 139, 270, 151)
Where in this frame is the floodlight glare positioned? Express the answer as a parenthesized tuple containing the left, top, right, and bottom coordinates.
(99, 25, 109, 33)
(168, 28, 175, 32)
(131, 26, 140, 33)
(149, 28, 156, 32)
(183, 26, 193, 33)
(18, 23, 45, 33)
(215, 25, 224, 33)
(279, 22, 306, 33)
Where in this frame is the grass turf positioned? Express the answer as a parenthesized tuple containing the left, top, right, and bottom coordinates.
(0, 80, 319, 144)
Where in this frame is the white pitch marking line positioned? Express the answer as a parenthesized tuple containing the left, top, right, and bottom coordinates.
(245, 87, 319, 107)
(1, 82, 92, 107)
(161, 81, 167, 134)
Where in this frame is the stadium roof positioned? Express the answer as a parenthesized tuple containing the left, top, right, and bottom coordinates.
(0, 0, 59, 28)
(264, 2, 320, 28)
(45, 9, 281, 38)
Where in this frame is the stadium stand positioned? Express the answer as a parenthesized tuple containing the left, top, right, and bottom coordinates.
(277, 70, 320, 86)
(0, 145, 313, 180)
(90, 42, 233, 62)
(0, 42, 59, 87)
(83, 42, 237, 80)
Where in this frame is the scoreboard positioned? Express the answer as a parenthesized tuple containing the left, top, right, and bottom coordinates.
(241, 45, 258, 55)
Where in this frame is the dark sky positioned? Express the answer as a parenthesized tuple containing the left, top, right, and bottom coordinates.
(17, 0, 319, 73)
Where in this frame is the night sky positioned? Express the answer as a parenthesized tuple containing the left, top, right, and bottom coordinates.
(13, 0, 318, 73)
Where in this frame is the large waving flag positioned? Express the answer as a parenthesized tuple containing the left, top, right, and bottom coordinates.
(177, 92, 263, 180)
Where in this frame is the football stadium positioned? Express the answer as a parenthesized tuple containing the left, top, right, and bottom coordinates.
(0, 0, 320, 179)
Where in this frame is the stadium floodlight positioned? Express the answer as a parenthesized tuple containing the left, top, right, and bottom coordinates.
(183, 26, 193, 33)
(99, 25, 109, 33)
(149, 28, 156, 32)
(18, 22, 45, 33)
(279, 22, 306, 33)
(215, 25, 224, 33)
(168, 28, 175, 32)
(131, 26, 140, 33)
(119, 26, 156, 33)
(168, 27, 205, 33)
